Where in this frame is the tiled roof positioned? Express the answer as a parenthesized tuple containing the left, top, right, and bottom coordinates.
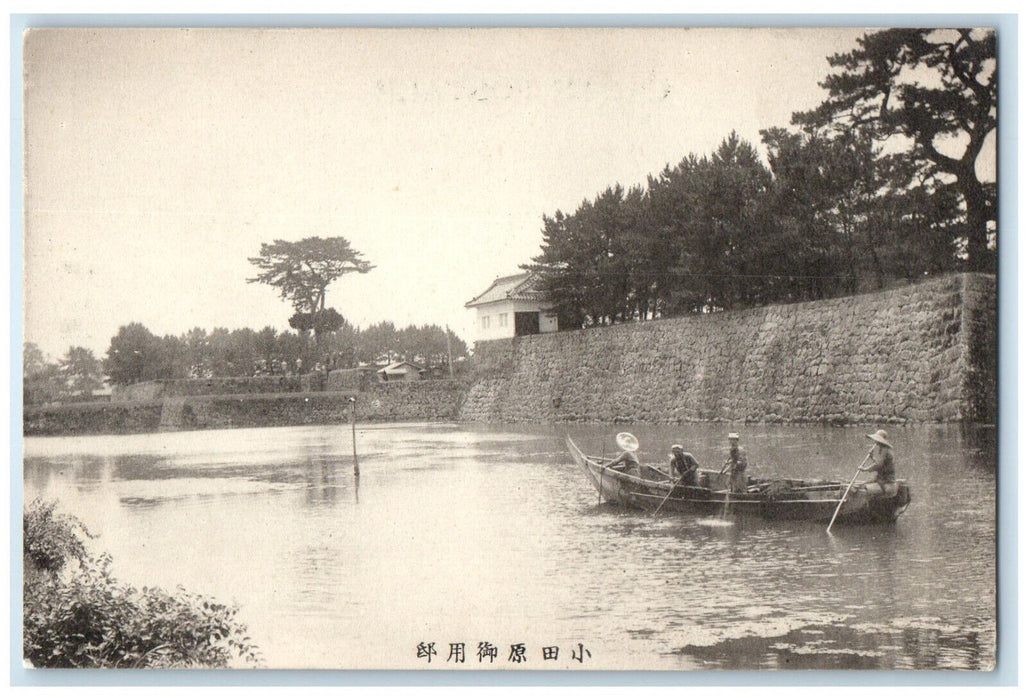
(465, 272, 546, 307)
(378, 361, 423, 374)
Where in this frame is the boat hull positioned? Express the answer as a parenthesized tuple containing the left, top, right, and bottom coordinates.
(568, 436, 911, 525)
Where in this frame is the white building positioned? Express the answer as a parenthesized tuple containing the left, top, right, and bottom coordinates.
(465, 272, 558, 341)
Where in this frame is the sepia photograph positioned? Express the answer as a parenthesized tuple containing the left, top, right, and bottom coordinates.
(18, 21, 1001, 674)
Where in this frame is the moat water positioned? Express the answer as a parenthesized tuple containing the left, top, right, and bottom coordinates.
(23, 422, 996, 670)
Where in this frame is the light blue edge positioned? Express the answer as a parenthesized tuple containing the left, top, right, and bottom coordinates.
(8, 12, 1018, 688)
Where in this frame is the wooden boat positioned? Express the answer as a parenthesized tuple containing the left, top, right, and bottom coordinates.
(567, 436, 911, 525)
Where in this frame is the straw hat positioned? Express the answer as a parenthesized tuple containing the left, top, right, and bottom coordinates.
(865, 429, 892, 448)
(671, 444, 684, 452)
(727, 432, 740, 440)
(616, 432, 640, 453)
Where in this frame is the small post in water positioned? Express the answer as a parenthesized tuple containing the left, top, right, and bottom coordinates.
(349, 396, 360, 478)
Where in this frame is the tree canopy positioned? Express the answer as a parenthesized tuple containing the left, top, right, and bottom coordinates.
(102, 323, 171, 386)
(794, 28, 997, 271)
(248, 237, 374, 316)
(527, 121, 974, 329)
(60, 347, 104, 397)
(24, 344, 105, 404)
(524, 30, 998, 327)
(81, 320, 468, 389)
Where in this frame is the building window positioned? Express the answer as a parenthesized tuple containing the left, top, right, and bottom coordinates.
(498, 313, 508, 327)
(482, 315, 490, 330)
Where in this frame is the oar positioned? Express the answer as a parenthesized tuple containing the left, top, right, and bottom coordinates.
(826, 451, 873, 534)
(721, 480, 732, 520)
(718, 458, 734, 520)
(653, 471, 687, 516)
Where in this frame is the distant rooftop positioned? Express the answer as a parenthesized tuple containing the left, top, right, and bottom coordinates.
(465, 272, 546, 308)
(378, 361, 423, 374)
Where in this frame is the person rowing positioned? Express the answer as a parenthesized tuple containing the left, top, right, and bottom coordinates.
(719, 432, 749, 492)
(858, 429, 897, 496)
(669, 444, 700, 487)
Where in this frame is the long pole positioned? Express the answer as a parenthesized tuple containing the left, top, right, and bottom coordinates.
(719, 458, 733, 520)
(826, 451, 872, 534)
(350, 396, 360, 478)
(653, 472, 686, 516)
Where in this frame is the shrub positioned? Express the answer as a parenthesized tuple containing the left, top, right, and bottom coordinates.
(23, 499, 91, 574)
(23, 499, 261, 668)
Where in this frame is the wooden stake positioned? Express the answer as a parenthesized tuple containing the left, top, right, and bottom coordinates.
(350, 396, 360, 478)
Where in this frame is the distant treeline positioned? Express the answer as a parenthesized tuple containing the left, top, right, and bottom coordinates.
(528, 29, 996, 329)
(24, 321, 468, 400)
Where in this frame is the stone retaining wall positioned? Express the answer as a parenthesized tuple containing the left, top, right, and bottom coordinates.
(176, 383, 466, 431)
(459, 273, 996, 425)
(23, 401, 164, 436)
(110, 381, 165, 402)
(325, 368, 379, 392)
(111, 376, 310, 401)
(25, 274, 995, 436)
(25, 381, 468, 436)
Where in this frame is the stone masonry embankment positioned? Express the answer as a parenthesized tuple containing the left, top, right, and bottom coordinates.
(24, 381, 467, 436)
(459, 273, 996, 425)
(23, 274, 994, 436)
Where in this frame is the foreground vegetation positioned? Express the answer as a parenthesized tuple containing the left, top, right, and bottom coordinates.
(23, 500, 261, 669)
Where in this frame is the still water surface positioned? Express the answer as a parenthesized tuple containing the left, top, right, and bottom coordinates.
(23, 422, 995, 670)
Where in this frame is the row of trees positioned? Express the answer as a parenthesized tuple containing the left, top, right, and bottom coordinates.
(26, 231, 472, 394)
(24, 321, 468, 396)
(23, 344, 104, 405)
(528, 29, 996, 328)
(100, 320, 466, 387)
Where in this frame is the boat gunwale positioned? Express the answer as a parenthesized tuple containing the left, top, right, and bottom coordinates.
(570, 436, 848, 496)
(567, 434, 910, 519)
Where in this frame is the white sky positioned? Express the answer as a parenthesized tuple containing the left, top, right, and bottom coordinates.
(20, 26, 956, 359)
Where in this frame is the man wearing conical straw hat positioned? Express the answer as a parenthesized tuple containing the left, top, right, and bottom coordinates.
(603, 432, 641, 473)
(858, 429, 897, 496)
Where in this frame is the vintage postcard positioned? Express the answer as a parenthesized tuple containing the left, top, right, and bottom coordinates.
(20, 25, 999, 673)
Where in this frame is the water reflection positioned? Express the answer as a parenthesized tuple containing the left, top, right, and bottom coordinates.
(22, 422, 995, 670)
(675, 617, 991, 670)
(301, 456, 343, 507)
(958, 423, 999, 462)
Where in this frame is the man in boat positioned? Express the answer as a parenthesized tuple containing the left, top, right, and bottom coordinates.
(858, 429, 897, 496)
(603, 432, 641, 473)
(669, 445, 700, 487)
(721, 432, 749, 492)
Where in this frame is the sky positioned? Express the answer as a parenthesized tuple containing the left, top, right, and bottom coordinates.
(22, 26, 904, 359)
